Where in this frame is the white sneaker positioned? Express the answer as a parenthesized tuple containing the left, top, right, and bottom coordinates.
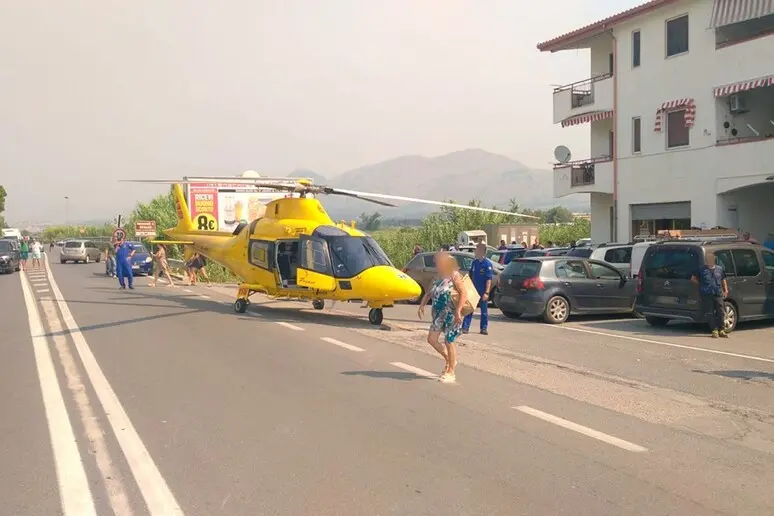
(438, 372, 456, 383)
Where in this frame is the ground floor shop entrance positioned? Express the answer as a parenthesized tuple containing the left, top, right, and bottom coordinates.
(630, 202, 691, 239)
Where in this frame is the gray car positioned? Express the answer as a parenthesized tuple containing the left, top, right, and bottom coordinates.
(60, 240, 102, 264)
(495, 256, 638, 324)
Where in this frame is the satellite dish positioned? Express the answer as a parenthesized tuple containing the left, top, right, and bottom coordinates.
(554, 145, 572, 163)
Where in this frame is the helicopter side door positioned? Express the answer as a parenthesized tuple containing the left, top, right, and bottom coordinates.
(297, 235, 336, 291)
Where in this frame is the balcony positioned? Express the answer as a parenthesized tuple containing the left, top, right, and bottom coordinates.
(553, 157, 613, 198)
(553, 74, 613, 125)
(714, 32, 774, 91)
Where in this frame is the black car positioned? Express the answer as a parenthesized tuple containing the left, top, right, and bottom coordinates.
(523, 247, 571, 257)
(635, 240, 774, 331)
(0, 238, 21, 274)
(495, 256, 637, 324)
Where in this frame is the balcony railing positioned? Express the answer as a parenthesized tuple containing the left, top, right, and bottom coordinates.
(571, 165, 595, 186)
(553, 73, 613, 109)
(717, 134, 774, 146)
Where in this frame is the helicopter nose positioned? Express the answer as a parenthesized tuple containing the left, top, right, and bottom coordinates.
(361, 266, 422, 301)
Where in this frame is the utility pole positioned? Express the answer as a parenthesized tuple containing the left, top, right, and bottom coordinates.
(64, 196, 69, 226)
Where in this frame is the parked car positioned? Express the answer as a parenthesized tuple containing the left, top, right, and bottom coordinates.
(629, 241, 653, 279)
(495, 256, 637, 324)
(589, 243, 634, 276)
(60, 240, 103, 264)
(488, 246, 527, 265)
(127, 242, 154, 275)
(403, 251, 504, 306)
(0, 238, 21, 273)
(636, 240, 774, 332)
(523, 247, 571, 257)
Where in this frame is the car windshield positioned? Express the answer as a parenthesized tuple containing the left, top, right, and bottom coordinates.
(325, 236, 392, 278)
(0, 241, 11, 253)
(131, 245, 147, 254)
(65, 241, 83, 248)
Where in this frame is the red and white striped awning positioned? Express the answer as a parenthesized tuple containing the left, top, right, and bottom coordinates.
(709, 0, 774, 28)
(654, 99, 695, 132)
(560, 110, 613, 128)
(714, 75, 774, 97)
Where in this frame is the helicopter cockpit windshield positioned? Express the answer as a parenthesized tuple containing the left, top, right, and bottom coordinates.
(312, 226, 392, 278)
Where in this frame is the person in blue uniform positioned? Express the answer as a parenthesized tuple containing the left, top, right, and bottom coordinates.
(115, 237, 136, 289)
(462, 242, 493, 335)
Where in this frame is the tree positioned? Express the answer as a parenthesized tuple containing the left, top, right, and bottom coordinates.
(126, 188, 178, 240)
(544, 206, 574, 224)
(358, 212, 382, 231)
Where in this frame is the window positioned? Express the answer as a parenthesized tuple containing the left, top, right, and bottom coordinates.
(503, 260, 542, 277)
(249, 240, 271, 269)
(666, 15, 689, 57)
(325, 236, 392, 278)
(555, 260, 589, 279)
(666, 110, 689, 148)
(604, 247, 632, 264)
(714, 249, 735, 276)
(644, 247, 699, 280)
(632, 30, 641, 67)
(455, 254, 474, 271)
(590, 262, 622, 279)
(731, 249, 760, 277)
(567, 247, 593, 258)
(632, 117, 642, 153)
(761, 249, 774, 274)
(423, 255, 435, 268)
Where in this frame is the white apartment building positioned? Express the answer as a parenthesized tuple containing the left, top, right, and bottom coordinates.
(538, 0, 774, 243)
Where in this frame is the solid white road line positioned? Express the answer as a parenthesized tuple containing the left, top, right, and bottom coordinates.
(553, 325, 774, 364)
(43, 256, 185, 515)
(389, 362, 437, 378)
(40, 298, 134, 516)
(19, 269, 97, 515)
(320, 337, 365, 352)
(514, 405, 648, 453)
(276, 321, 304, 331)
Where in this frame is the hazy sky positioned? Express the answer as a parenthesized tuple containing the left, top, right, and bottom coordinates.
(0, 0, 638, 223)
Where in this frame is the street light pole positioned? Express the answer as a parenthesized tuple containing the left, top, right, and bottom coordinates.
(64, 196, 69, 226)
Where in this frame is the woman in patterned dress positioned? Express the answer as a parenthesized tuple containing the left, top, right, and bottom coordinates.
(418, 251, 468, 383)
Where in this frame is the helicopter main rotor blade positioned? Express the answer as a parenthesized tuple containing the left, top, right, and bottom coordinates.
(329, 189, 540, 219)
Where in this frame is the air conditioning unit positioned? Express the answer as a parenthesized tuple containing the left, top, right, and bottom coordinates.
(729, 94, 746, 113)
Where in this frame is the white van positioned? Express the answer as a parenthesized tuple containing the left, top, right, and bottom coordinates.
(629, 241, 653, 278)
(1, 228, 22, 241)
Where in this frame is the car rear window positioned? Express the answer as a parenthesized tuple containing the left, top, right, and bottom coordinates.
(604, 247, 632, 264)
(503, 259, 541, 277)
(566, 248, 593, 258)
(64, 241, 83, 248)
(644, 247, 699, 280)
(523, 250, 546, 257)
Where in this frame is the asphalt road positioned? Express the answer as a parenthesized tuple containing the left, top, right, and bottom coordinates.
(2, 252, 774, 515)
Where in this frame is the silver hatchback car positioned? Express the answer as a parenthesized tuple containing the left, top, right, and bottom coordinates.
(60, 240, 102, 264)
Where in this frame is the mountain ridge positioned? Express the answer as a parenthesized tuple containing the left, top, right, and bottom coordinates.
(291, 149, 588, 219)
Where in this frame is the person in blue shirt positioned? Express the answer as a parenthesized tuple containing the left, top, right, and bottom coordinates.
(462, 243, 493, 335)
(690, 251, 729, 338)
(115, 237, 136, 289)
(763, 233, 774, 250)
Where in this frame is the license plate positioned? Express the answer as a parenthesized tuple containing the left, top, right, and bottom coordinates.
(238, 287, 250, 298)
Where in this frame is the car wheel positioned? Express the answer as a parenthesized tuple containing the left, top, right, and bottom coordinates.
(488, 287, 498, 308)
(645, 316, 669, 327)
(723, 301, 737, 332)
(501, 310, 522, 319)
(543, 295, 569, 324)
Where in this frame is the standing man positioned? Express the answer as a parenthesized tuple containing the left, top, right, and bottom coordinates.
(462, 242, 493, 335)
(115, 237, 136, 289)
(691, 251, 729, 338)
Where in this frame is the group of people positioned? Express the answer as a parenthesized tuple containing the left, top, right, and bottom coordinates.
(417, 242, 493, 384)
(17, 236, 43, 271)
(106, 237, 209, 289)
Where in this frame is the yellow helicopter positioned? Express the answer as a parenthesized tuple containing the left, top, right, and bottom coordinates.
(125, 177, 536, 325)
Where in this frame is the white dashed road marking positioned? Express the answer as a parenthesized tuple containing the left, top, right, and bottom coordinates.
(514, 405, 648, 453)
(389, 362, 436, 378)
(276, 322, 304, 331)
(43, 256, 185, 515)
(320, 337, 364, 352)
(553, 325, 774, 364)
(19, 266, 97, 515)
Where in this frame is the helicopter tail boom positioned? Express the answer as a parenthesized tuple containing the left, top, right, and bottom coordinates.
(170, 183, 196, 235)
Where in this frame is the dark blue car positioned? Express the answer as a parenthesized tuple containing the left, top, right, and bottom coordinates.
(107, 242, 153, 276)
